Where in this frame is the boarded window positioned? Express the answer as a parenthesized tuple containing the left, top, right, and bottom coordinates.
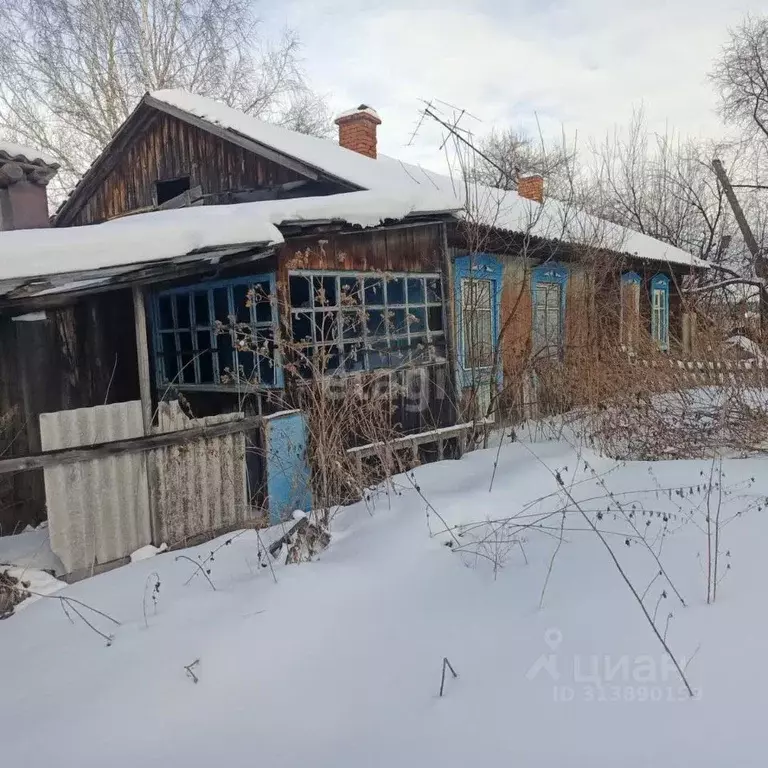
(620, 273, 641, 350)
(288, 271, 445, 374)
(462, 278, 494, 368)
(533, 281, 563, 359)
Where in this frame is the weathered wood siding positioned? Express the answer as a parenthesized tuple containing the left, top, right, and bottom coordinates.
(0, 289, 140, 530)
(59, 108, 308, 227)
(277, 224, 456, 434)
(279, 225, 443, 275)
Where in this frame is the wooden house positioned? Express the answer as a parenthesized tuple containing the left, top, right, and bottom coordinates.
(0, 92, 707, 572)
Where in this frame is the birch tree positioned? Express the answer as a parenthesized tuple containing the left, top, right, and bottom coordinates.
(0, 0, 331, 200)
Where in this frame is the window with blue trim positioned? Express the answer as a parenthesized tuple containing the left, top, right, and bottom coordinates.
(620, 271, 641, 350)
(532, 264, 568, 359)
(650, 274, 670, 351)
(454, 254, 503, 387)
(152, 274, 281, 389)
(288, 271, 445, 373)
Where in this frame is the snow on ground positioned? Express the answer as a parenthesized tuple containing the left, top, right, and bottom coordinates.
(1, 437, 767, 767)
(0, 524, 63, 574)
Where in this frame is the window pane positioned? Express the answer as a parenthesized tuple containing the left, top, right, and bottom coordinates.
(237, 351, 257, 382)
(176, 295, 191, 329)
(292, 312, 312, 343)
(315, 311, 338, 342)
(367, 342, 389, 370)
(233, 284, 250, 324)
(426, 277, 442, 303)
(314, 276, 337, 307)
(339, 277, 362, 306)
(213, 287, 230, 324)
(342, 342, 365, 372)
(161, 335, 178, 382)
(387, 277, 405, 304)
(341, 309, 363, 339)
(390, 308, 408, 335)
(367, 309, 386, 337)
(198, 350, 213, 383)
(251, 281, 272, 324)
(407, 277, 425, 304)
(194, 292, 210, 326)
(364, 278, 385, 306)
(408, 307, 426, 333)
(290, 275, 311, 308)
(428, 306, 443, 332)
(533, 282, 562, 358)
(157, 296, 174, 329)
(217, 331, 234, 378)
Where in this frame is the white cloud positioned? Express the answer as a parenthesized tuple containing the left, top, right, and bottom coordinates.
(266, 0, 760, 170)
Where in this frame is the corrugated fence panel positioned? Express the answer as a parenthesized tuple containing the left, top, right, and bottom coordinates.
(149, 401, 251, 546)
(39, 401, 151, 574)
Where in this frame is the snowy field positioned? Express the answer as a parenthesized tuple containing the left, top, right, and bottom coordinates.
(1, 435, 767, 767)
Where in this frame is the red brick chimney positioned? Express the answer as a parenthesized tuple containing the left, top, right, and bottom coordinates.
(0, 143, 59, 231)
(335, 105, 382, 159)
(517, 174, 544, 204)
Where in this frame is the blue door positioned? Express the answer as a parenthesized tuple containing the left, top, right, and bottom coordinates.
(264, 410, 313, 524)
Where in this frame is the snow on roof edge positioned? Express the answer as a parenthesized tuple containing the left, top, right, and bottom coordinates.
(0, 141, 59, 168)
(0, 190, 459, 286)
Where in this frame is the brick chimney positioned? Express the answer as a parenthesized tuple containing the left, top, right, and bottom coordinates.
(517, 174, 544, 204)
(335, 105, 382, 159)
(0, 143, 59, 231)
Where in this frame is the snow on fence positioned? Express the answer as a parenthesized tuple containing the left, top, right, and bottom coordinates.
(632, 357, 768, 387)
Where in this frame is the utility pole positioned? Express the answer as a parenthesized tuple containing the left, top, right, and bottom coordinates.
(712, 158, 768, 334)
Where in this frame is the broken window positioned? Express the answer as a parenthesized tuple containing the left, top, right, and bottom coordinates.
(288, 271, 445, 374)
(152, 274, 280, 389)
(155, 176, 191, 205)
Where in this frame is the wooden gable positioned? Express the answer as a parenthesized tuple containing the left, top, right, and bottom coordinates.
(55, 100, 354, 228)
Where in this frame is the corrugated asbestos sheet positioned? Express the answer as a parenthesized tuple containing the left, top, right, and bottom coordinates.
(149, 401, 251, 546)
(39, 400, 151, 575)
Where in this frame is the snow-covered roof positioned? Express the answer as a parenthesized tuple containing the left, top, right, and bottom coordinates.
(0, 189, 457, 291)
(0, 141, 59, 168)
(0, 89, 707, 300)
(149, 90, 708, 269)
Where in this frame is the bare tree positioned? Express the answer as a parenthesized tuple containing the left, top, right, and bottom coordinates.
(473, 126, 576, 197)
(0, 0, 331, 201)
(711, 14, 768, 143)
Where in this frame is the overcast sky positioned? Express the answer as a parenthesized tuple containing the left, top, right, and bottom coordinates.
(265, 0, 757, 170)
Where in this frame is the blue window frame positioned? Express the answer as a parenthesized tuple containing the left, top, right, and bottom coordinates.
(151, 273, 282, 389)
(531, 263, 568, 359)
(287, 271, 445, 373)
(650, 274, 670, 351)
(454, 254, 503, 387)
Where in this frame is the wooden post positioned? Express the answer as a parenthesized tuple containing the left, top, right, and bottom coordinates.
(440, 222, 461, 421)
(132, 286, 153, 435)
